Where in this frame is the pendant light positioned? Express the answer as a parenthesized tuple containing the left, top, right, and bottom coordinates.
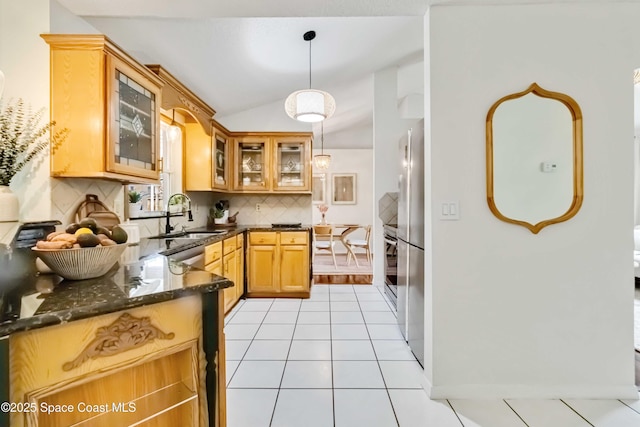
(168, 109, 180, 139)
(314, 121, 331, 170)
(285, 31, 336, 123)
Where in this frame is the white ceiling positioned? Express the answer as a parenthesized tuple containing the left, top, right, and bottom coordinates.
(55, 0, 606, 147)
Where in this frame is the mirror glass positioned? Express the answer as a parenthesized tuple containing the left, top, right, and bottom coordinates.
(486, 83, 583, 234)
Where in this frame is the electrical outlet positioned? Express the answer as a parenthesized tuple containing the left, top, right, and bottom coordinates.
(255, 203, 262, 212)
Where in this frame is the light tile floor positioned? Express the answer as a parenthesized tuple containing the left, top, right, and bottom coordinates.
(225, 284, 640, 427)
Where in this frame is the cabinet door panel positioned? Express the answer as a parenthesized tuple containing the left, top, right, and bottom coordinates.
(279, 245, 309, 292)
(213, 132, 230, 190)
(236, 247, 244, 300)
(273, 136, 311, 192)
(204, 259, 222, 275)
(248, 246, 277, 293)
(234, 137, 270, 191)
(223, 252, 238, 312)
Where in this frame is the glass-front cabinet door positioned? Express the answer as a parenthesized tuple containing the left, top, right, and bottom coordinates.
(234, 137, 269, 191)
(213, 132, 230, 191)
(273, 136, 311, 192)
(107, 55, 161, 181)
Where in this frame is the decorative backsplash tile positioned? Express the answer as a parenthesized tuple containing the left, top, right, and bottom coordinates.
(378, 192, 398, 225)
(51, 178, 123, 225)
(215, 194, 312, 225)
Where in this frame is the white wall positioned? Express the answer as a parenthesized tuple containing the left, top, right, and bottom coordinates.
(373, 66, 418, 284)
(427, 3, 637, 398)
(0, 0, 52, 222)
(311, 148, 374, 252)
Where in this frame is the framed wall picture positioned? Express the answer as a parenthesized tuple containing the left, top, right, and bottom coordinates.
(312, 173, 327, 204)
(332, 173, 357, 205)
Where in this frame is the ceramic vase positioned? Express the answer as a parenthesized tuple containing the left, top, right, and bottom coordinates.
(0, 186, 19, 222)
(321, 213, 326, 224)
(128, 202, 142, 218)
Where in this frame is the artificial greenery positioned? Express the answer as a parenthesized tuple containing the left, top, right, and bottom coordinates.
(0, 99, 68, 186)
(128, 190, 142, 203)
(213, 201, 226, 218)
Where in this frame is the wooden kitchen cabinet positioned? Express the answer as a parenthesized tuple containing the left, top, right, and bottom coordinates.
(247, 231, 310, 297)
(42, 34, 164, 184)
(231, 133, 312, 193)
(222, 235, 244, 314)
(213, 128, 231, 191)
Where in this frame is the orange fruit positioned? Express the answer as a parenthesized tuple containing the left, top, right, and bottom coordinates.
(74, 227, 94, 236)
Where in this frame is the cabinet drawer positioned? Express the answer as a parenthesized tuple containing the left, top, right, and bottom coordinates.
(223, 236, 237, 255)
(280, 232, 308, 245)
(204, 241, 223, 265)
(250, 232, 276, 245)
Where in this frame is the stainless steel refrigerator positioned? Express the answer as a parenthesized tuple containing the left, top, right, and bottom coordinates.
(397, 120, 425, 367)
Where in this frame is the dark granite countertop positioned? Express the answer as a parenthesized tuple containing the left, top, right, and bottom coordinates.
(0, 248, 232, 337)
(0, 224, 312, 337)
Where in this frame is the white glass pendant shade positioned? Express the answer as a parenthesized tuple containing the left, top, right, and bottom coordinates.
(314, 154, 331, 170)
(285, 89, 336, 123)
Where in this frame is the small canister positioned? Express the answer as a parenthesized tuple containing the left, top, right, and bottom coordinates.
(117, 221, 140, 244)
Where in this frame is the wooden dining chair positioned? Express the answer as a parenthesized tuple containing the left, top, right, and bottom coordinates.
(313, 224, 338, 269)
(346, 225, 372, 266)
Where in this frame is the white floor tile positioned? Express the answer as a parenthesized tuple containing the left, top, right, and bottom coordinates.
(228, 360, 286, 388)
(263, 311, 299, 324)
(311, 285, 330, 294)
(271, 389, 334, 427)
(288, 340, 332, 360)
(226, 389, 278, 427)
(506, 399, 592, 427)
(334, 389, 398, 427)
(367, 324, 405, 340)
(254, 324, 296, 340)
(363, 311, 397, 324)
(331, 302, 361, 311)
(226, 340, 252, 360)
(270, 299, 302, 311)
(621, 399, 640, 414)
(330, 293, 358, 302)
(378, 361, 425, 389)
(228, 311, 268, 324)
(329, 285, 355, 293)
(353, 285, 383, 293)
(331, 311, 365, 324)
(449, 399, 527, 427)
(372, 340, 417, 361)
(389, 390, 462, 427)
(281, 360, 333, 388)
(239, 300, 274, 311)
(300, 301, 331, 311)
(357, 293, 386, 301)
(333, 361, 385, 388)
(226, 360, 240, 386)
(293, 324, 331, 340)
(331, 324, 370, 340)
(332, 340, 376, 360)
(563, 399, 640, 427)
(360, 301, 392, 312)
(224, 323, 261, 340)
(307, 292, 330, 301)
(297, 311, 330, 324)
(244, 340, 291, 360)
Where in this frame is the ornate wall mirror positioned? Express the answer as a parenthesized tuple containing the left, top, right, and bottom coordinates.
(486, 83, 583, 234)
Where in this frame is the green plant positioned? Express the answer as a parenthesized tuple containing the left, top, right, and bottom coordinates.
(128, 190, 142, 203)
(213, 201, 225, 218)
(0, 99, 68, 186)
(168, 194, 185, 205)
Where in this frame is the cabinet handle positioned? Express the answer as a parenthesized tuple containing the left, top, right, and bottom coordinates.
(290, 239, 295, 243)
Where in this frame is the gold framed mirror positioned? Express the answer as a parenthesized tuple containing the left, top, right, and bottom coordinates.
(486, 83, 583, 234)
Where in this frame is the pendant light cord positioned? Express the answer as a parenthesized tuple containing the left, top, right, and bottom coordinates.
(308, 38, 312, 89)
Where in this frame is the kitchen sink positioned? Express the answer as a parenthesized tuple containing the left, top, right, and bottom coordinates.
(150, 230, 228, 239)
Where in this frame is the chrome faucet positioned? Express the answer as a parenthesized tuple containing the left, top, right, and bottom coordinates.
(165, 193, 193, 234)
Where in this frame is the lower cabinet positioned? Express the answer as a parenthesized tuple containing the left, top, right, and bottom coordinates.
(211, 234, 244, 315)
(247, 231, 310, 297)
(9, 297, 216, 427)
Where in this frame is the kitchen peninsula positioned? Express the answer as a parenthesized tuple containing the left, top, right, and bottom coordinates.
(0, 246, 232, 427)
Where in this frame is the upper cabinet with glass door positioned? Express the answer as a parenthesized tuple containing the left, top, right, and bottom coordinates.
(273, 136, 311, 192)
(42, 34, 164, 184)
(213, 128, 230, 191)
(233, 137, 270, 191)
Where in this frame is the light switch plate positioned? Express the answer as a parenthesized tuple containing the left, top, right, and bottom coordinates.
(439, 201, 460, 220)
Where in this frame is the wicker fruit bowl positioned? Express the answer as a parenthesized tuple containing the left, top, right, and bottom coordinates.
(32, 243, 128, 280)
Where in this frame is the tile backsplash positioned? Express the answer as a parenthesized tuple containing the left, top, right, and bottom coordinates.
(215, 194, 312, 225)
(51, 178, 123, 225)
(378, 192, 398, 225)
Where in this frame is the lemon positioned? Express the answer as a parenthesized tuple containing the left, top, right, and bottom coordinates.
(74, 227, 94, 236)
